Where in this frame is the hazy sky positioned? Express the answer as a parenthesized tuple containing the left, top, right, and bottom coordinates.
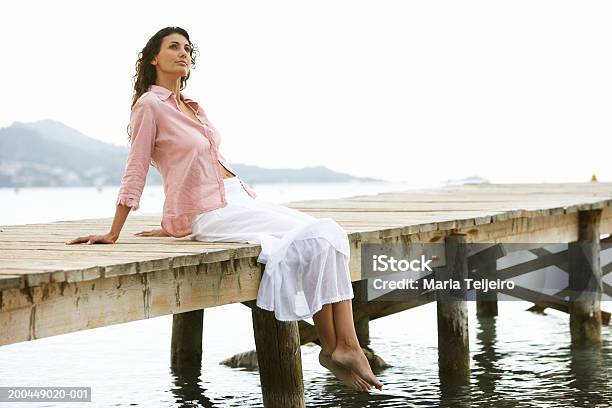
(1, 1, 610, 184)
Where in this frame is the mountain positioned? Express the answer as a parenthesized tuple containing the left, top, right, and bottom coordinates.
(0, 120, 143, 187)
(0, 119, 382, 188)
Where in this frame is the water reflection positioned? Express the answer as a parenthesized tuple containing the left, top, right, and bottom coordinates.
(568, 343, 606, 407)
(473, 316, 503, 398)
(309, 375, 401, 407)
(169, 365, 214, 408)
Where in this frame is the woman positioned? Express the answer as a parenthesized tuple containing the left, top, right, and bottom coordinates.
(66, 26, 383, 392)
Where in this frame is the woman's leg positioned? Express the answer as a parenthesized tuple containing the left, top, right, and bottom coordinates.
(330, 300, 384, 390)
(313, 304, 372, 391)
(312, 303, 336, 353)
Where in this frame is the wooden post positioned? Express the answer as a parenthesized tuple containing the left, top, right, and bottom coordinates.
(170, 309, 204, 369)
(250, 301, 305, 408)
(437, 233, 470, 380)
(476, 290, 498, 317)
(352, 280, 370, 349)
(469, 244, 504, 317)
(468, 244, 507, 317)
(568, 209, 603, 345)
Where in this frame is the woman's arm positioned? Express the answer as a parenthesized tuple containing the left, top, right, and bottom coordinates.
(109, 203, 132, 240)
(115, 99, 157, 211)
(66, 99, 157, 245)
(66, 203, 130, 244)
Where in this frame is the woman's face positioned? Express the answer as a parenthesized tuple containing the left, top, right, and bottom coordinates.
(152, 33, 192, 77)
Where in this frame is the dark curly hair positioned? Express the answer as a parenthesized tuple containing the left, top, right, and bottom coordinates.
(126, 26, 199, 144)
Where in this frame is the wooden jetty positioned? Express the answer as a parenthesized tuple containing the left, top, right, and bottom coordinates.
(1, 181, 611, 407)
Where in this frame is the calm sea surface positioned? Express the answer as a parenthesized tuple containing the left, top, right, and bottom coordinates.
(0, 181, 610, 407)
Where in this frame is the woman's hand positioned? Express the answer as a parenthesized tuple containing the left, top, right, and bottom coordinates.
(65, 232, 117, 245)
(134, 228, 170, 237)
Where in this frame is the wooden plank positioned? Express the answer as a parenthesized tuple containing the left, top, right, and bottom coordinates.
(0, 241, 254, 251)
(0, 258, 263, 346)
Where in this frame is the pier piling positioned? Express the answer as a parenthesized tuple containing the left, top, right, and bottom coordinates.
(250, 301, 305, 408)
(569, 209, 603, 345)
(352, 280, 370, 349)
(171, 309, 204, 369)
(476, 290, 499, 317)
(437, 233, 470, 380)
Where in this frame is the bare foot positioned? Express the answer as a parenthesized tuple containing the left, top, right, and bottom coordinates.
(331, 343, 384, 390)
(319, 350, 371, 392)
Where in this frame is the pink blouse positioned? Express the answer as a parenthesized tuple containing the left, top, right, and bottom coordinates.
(116, 84, 257, 238)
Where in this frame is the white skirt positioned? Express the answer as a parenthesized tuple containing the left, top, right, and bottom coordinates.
(188, 176, 354, 321)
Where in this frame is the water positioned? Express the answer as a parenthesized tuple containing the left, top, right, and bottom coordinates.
(1, 182, 611, 407)
(0, 180, 430, 226)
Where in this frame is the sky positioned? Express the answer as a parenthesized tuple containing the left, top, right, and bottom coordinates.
(1, 0, 611, 184)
